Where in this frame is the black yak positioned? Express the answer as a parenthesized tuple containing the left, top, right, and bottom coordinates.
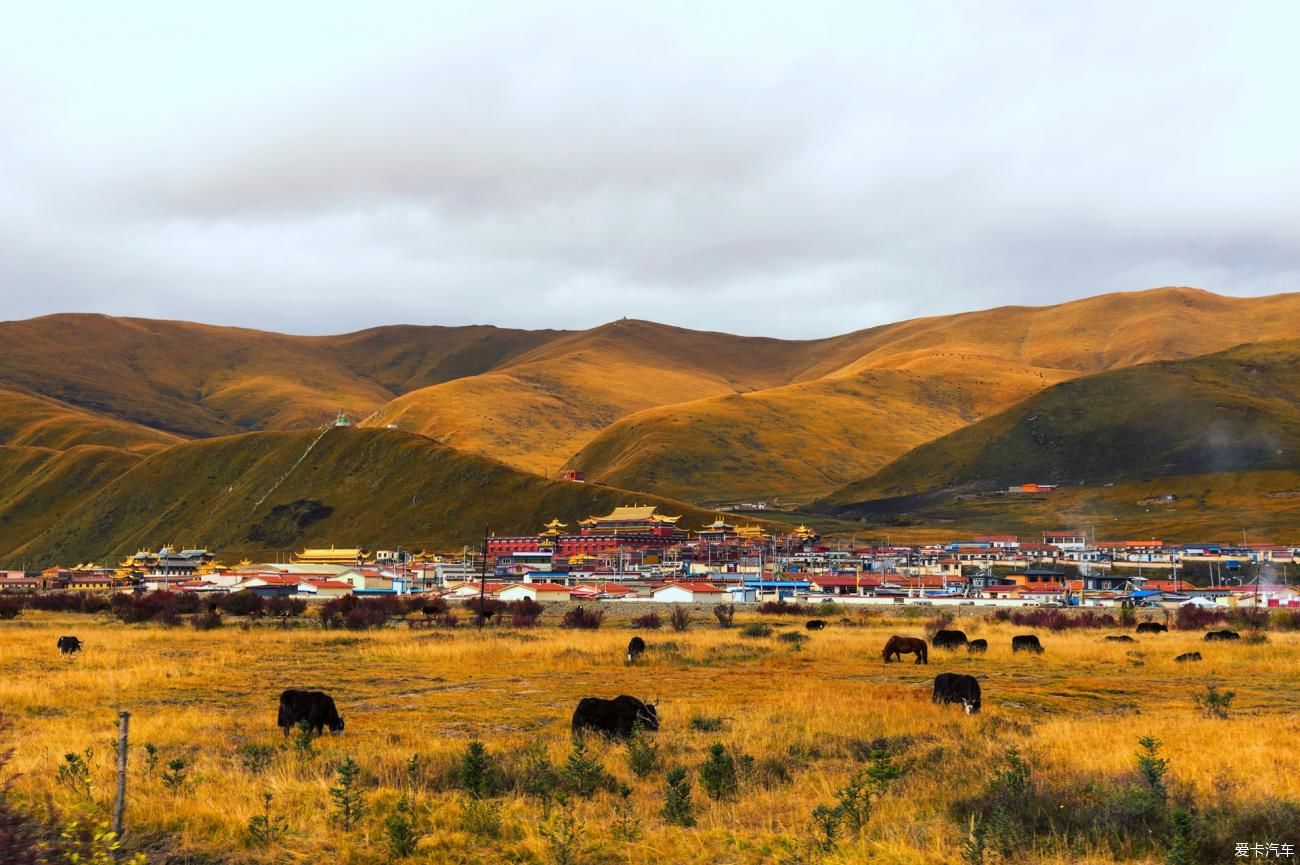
(931, 629, 969, 650)
(571, 696, 658, 738)
(277, 689, 344, 736)
(1012, 634, 1044, 654)
(932, 673, 981, 714)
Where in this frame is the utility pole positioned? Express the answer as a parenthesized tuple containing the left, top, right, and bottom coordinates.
(113, 710, 130, 844)
(477, 527, 489, 630)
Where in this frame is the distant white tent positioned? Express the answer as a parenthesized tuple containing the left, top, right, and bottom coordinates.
(1181, 596, 1224, 608)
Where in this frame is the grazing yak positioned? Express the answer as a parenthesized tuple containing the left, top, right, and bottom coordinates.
(1205, 630, 1240, 641)
(931, 629, 969, 650)
(1012, 635, 1044, 654)
(1175, 652, 1203, 663)
(626, 636, 647, 663)
(967, 638, 988, 654)
(277, 690, 344, 736)
(805, 620, 828, 631)
(1105, 635, 1136, 643)
(882, 635, 928, 664)
(571, 695, 658, 739)
(1136, 622, 1168, 634)
(932, 673, 981, 714)
(57, 636, 83, 655)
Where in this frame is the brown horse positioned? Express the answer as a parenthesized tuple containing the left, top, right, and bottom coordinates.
(882, 635, 928, 664)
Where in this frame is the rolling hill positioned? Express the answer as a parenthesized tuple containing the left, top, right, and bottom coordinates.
(0, 445, 148, 563)
(1, 287, 1298, 562)
(565, 357, 1068, 503)
(0, 314, 559, 437)
(819, 339, 1300, 522)
(3, 289, 1298, 489)
(562, 289, 1300, 501)
(360, 318, 853, 475)
(0, 388, 179, 454)
(1, 427, 740, 567)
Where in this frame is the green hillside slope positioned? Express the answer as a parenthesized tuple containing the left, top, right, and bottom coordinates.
(0, 445, 147, 560)
(821, 339, 1300, 513)
(2, 427, 738, 567)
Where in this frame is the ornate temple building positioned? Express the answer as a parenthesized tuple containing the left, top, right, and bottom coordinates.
(695, 518, 772, 544)
(293, 546, 369, 565)
(487, 505, 688, 559)
(116, 547, 217, 578)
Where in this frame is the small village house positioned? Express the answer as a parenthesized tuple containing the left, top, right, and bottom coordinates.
(651, 582, 725, 603)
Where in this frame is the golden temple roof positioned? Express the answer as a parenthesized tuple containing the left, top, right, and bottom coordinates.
(540, 518, 568, 537)
(294, 547, 367, 563)
(579, 505, 681, 524)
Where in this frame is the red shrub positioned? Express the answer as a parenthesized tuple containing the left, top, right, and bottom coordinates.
(0, 596, 22, 620)
(631, 612, 662, 629)
(507, 598, 544, 619)
(1175, 604, 1228, 630)
(1005, 609, 1118, 631)
(111, 591, 179, 625)
(562, 606, 604, 629)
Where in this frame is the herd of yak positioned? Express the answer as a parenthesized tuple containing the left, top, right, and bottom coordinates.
(50, 617, 1246, 738)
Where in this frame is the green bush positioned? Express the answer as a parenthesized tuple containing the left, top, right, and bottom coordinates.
(329, 756, 365, 831)
(384, 795, 421, 858)
(246, 791, 289, 847)
(562, 739, 607, 799)
(690, 715, 724, 733)
(460, 798, 502, 838)
(662, 767, 696, 827)
(626, 728, 659, 779)
(699, 742, 738, 801)
(239, 743, 278, 775)
(520, 740, 560, 814)
(460, 741, 495, 798)
(1194, 686, 1235, 719)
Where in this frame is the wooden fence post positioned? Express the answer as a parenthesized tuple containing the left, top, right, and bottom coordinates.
(113, 710, 130, 844)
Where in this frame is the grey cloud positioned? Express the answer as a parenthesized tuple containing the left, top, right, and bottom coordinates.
(0, 1, 1297, 337)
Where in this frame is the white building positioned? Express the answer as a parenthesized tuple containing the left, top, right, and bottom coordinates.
(651, 582, 726, 604)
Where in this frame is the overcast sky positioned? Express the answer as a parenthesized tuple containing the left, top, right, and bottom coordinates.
(2, 2, 1298, 337)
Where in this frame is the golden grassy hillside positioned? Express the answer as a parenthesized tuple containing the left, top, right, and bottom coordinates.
(0, 314, 559, 438)
(1, 426, 739, 567)
(362, 319, 842, 476)
(568, 357, 1069, 503)
(823, 339, 1300, 508)
(565, 289, 1300, 502)
(3, 288, 1297, 525)
(3, 612, 1297, 864)
(821, 286, 1300, 378)
(0, 388, 179, 454)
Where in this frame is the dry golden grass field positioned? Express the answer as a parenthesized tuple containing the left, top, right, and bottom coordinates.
(3, 609, 1298, 864)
